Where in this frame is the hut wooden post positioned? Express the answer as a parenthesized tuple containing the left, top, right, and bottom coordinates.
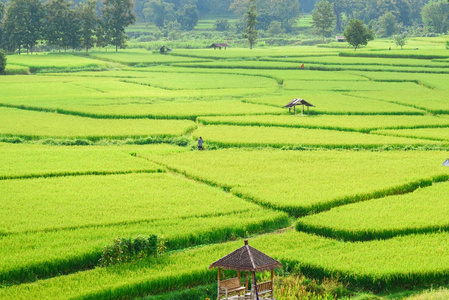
(271, 270, 274, 298)
(302, 104, 305, 115)
(217, 268, 221, 300)
(294, 106, 296, 115)
(307, 106, 309, 115)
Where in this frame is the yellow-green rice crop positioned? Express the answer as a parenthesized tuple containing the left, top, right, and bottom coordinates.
(348, 88, 449, 114)
(283, 80, 419, 91)
(373, 128, 449, 142)
(296, 182, 449, 241)
(0, 193, 288, 284)
(61, 100, 282, 119)
(122, 72, 277, 90)
(0, 143, 161, 179)
(192, 125, 442, 148)
(198, 115, 449, 132)
(4, 230, 449, 298)
(0, 107, 196, 139)
(264, 55, 449, 68)
(243, 91, 423, 114)
(88, 50, 211, 65)
(6, 54, 110, 72)
(0, 173, 266, 234)
(147, 149, 449, 216)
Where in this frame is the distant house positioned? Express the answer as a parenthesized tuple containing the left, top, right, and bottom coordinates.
(336, 36, 345, 42)
(208, 43, 230, 50)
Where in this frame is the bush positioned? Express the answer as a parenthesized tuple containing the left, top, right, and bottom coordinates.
(99, 235, 158, 267)
(0, 49, 6, 74)
(214, 19, 230, 32)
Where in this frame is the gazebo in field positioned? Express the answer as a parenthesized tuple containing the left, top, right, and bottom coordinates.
(208, 43, 230, 50)
(284, 98, 315, 115)
(209, 240, 282, 300)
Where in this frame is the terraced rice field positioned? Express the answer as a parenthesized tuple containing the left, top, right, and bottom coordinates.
(1, 40, 449, 299)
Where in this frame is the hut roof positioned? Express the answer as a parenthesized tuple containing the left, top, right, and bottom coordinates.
(284, 98, 315, 108)
(209, 240, 282, 272)
(208, 43, 230, 48)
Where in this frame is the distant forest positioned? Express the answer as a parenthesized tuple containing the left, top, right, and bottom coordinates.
(0, 0, 435, 21)
(1, 0, 447, 54)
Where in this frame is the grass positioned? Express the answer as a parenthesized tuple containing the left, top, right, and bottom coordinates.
(197, 115, 449, 133)
(191, 124, 443, 149)
(373, 128, 449, 142)
(0, 106, 197, 139)
(147, 149, 449, 217)
(296, 182, 449, 241)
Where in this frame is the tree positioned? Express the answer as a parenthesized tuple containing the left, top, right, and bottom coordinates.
(144, 0, 175, 28)
(0, 2, 5, 48)
(378, 11, 399, 37)
(270, 0, 300, 33)
(95, 20, 111, 50)
(101, 0, 136, 52)
(343, 19, 374, 50)
(393, 34, 406, 49)
(243, 0, 257, 49)
(43, 0, 71, 51)
(0, 49, 5, 74)
(421, 1, 449, 34)
(63, 7, 82, 51)
(3, 0, 43, 54)
(267, 20, 284, 36)
(176, 4, 198, 31)
(312, 0, 336, 41)
(214, 18, 230, 31)
(80, 0, 98, 52)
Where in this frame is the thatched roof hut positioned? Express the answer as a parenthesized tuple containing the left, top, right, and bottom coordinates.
(210, 240, 282, 300)
(284, 98, 315, 115)
(210, 240, 282, 272)
(208, 43, 230, 50)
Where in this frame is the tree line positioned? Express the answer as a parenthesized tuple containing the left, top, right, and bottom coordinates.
(0, 0, 135, 54)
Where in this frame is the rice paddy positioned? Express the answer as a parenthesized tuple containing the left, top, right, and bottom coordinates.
(2, 38, 449, 299)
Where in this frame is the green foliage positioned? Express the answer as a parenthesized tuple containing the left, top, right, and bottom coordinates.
(343, 19, 374, 51)
(0, 49, 5, 74)
(394, 34, 406, 49)
(99, 235, 158, 267)
(214, 18, 230, 32)
(101, 0, 136, 52)
(244, 0, 258, 49)
(378, 12, 400, 37)
(144, 0, 175, 28)
(176, 4, 199, 31)
(312, 0, 336, 41)
(2, 0, 44, 54)
(421, 1, 449, 34)
(79, 0, 98, 52)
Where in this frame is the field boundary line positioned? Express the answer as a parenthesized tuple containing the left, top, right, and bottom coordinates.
(0, 169, 164, 182)
(139, 155, 449, 218)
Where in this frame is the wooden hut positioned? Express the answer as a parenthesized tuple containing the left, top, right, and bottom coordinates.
(208, 43, 230, 50)
(284, 98, 315, 115)
(209, 240, 282, 300)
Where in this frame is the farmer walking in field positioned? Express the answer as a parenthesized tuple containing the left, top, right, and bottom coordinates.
(198, 137, 204, 150)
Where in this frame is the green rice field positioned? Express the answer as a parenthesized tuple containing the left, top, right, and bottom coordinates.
(2, 38, 449, 299)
